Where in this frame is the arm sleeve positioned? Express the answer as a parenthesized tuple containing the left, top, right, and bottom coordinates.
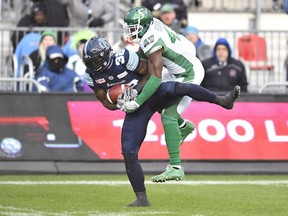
(135, 76, 161, 106)
(85, 71, 95, 90)
(36, 75, 49, 92)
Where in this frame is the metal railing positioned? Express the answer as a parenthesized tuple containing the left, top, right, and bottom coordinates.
(187, 0, 283, 12)
(0, 77, 42, 93)
(258, 82, 288, 93)
(0, 27, 287, 93)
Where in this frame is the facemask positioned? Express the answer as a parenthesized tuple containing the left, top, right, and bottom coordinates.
(48, 57, 65, 72)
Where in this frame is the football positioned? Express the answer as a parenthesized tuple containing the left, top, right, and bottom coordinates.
(106, 84, 131, 104)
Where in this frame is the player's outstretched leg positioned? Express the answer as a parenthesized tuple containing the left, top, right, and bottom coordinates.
(179, 120, 195, 145)
(214, 85, 241, 109)
(127, 191, 151, 207)
(174, 82, 241, 110)
(151, 164, 185, 183)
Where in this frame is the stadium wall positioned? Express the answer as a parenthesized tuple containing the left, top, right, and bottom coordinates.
(0, 93, 287, 174)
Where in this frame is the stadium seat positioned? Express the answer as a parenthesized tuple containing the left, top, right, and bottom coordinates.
(237, 34, 274, 71)
(14, 32, 41, 78)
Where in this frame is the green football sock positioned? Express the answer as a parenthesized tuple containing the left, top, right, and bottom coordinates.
(161, 114, 182, 166)
(178, 117, 185, 128)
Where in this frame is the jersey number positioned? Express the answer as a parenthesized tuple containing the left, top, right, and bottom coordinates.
(164, 27, 180, 43)
(115, 49, 125, 65)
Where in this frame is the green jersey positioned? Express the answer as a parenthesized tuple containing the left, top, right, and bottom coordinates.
(140, 18, 196, 80)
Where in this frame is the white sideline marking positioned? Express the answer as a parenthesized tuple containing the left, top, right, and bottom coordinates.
(0, 205, 174, 216)
(0, 180, 288, 185)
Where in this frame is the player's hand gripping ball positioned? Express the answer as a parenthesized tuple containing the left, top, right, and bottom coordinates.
(106, 84, 131, 104)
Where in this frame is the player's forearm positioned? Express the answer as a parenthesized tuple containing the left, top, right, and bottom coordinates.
(135, 74, 150, 93)
(102, 102, 118, 111)
(135, 76, 161, 106)
(93, 89, 118, 110)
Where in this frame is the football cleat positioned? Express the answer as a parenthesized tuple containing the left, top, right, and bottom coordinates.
(127, 199, 151, 207)
(180, 120, 195, 145)
(219, 85, 241, 109)
(151, 165, 185, 183)
(127, 191, 151, 207)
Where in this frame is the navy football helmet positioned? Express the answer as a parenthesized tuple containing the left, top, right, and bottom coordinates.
(82, 37, 112, 73)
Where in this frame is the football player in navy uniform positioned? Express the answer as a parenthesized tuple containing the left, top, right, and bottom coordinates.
(83, 36, 240, 207)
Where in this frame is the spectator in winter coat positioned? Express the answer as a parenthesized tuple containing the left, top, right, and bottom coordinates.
(183, 26, 212, 62)
(31, 0, 69, 45)
(56, 0, 114, 28)
(141, 0, 187, 26)
(201, 38, 248, 92)
(35, 45, 82, 92)
(28, 30, 57, 73)
(11, 2, 48, 52)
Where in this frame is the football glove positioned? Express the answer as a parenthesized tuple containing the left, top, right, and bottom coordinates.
(116, 94, 127, 111)
(116, 88, 137, 111)
(123, 100, 140, 113)
(123, 88, 138, 100)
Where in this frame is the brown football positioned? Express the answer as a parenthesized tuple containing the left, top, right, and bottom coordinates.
(106, 84, 131, 104)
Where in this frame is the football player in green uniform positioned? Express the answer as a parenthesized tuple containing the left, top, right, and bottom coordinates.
(122, 6, 226, 182)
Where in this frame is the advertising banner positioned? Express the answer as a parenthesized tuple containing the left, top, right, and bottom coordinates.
(68, 101, 288, 160)
(0, 93, 287, 161)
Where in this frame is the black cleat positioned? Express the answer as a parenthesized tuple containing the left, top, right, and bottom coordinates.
(218, 85, 241, 109)
(127, 199, 151, 207)
(127, 191, 151, 207)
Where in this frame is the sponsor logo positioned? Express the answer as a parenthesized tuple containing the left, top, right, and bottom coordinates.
(106, 80, 126, 88)
(117, 71, 128, 79)
(95, 78, 106, 84)
(0, 138, 22, 158)
(229, 69, 237, 77)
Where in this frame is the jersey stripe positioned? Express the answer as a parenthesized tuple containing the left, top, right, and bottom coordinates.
(85, 72, 94, 87)
(126, 49, 139, 71)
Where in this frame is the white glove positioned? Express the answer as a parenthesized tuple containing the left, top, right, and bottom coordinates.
(116, 93, 127, 111)
(123, 87, 138, 100)
(117, 88, 138, 111)
(123, 100, 140, 113)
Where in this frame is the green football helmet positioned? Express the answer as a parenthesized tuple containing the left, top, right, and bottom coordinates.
(123, 6, 153, 42)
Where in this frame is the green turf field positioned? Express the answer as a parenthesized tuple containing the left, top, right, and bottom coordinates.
(0, 174, 287, 216)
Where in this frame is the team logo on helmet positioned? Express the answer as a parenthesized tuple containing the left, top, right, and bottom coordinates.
(98, 38, 110, 50)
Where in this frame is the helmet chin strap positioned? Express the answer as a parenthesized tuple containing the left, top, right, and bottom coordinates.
(133, 38, 141, 43)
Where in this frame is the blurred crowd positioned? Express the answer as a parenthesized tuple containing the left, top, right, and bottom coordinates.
(11, 0, 287, 93)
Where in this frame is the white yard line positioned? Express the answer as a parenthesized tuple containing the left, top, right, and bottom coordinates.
(0, 180, 288, 186)
(0, 205, 174, 216)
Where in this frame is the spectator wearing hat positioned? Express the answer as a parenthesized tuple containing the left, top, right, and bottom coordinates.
(28, 30, 57, 73)
(183, 26, 212, 62)
(201, 38, 248, 92)
(35, 45, 83, 92)
(142, 0, 187, 24)
(11, 2, 48, 52)
(159, 3, 182, 34)
(30, 0, 70, 45)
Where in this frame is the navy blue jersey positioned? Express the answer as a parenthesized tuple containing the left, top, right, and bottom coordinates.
(85, 48, 142, 91)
